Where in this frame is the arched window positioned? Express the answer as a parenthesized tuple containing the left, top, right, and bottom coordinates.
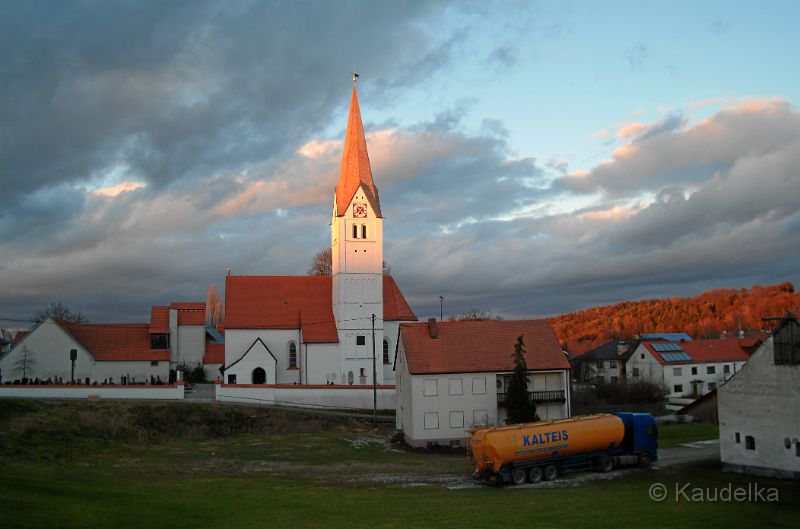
(288, 342, 297, 368)
(383, 339, 390, 364)
(361, 224, 367, 239)
(352, 224, 358, 239)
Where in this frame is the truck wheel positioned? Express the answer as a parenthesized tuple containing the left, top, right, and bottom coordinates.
(638, 452, 652, 467)
(543, 465, 558, 481)
(511, 468, 527, 486)
(528, 467, 543, 483)
(600, 455, 614, 473)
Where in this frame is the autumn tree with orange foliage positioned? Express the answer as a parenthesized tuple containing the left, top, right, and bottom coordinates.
(550, 282, 798, 355)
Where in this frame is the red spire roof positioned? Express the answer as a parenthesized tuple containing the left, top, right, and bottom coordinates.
(335, 87, 381, 217)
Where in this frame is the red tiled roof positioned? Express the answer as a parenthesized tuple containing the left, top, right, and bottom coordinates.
(400, 319, 569, 375)
(60, 322, 170, 362)
(12, 331, 28, 345)
(204, 341, 225, 364)
(224, 275, 416, 342)
(149, 306, 169, 333)
(383, 276, 417, 321)
(225, 276, 336, 342)
(171, 302, 206, 326)
(335, 87, 381, 217)
(644, 339, 751, 365)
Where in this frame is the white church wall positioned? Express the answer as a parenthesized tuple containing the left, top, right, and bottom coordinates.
(303, 343, 339, 384)
(224, 329, 298, 384)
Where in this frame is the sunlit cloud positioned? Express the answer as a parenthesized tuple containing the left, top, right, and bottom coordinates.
(93, 181, 147, 197)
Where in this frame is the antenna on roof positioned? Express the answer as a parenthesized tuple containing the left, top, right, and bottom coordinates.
(226, 267, 231, 276)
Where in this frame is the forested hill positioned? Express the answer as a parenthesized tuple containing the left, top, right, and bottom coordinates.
(550, 282, 799, 355)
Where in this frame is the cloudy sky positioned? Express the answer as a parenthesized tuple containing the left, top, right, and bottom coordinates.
(2, 0, 799, 324)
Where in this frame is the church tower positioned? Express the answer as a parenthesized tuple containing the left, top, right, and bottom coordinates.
(331, 80, 384, 384)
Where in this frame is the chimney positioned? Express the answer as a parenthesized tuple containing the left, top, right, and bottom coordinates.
(427, 318, 438, 339)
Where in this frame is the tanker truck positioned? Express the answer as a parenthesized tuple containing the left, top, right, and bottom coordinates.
(468, 413, 658, 486)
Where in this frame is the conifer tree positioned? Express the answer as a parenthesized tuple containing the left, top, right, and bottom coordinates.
(503, 335, 539, 424)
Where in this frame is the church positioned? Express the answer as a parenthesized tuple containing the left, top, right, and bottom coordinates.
(219, 82, 417, 391)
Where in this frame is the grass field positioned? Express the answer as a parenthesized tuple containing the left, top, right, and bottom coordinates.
(658, 421, 720, 448)
(0, 400, 797, 529)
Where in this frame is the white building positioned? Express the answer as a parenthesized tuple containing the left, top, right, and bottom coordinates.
(220, 82, 417, 394)
(395, 318, 571, 447)
(0, 318, 170, 384)
(625, 339, 751, 397)
(718, 315, 800, 479)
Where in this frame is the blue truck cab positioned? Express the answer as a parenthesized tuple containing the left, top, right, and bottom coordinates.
(613, 412, 659, 464)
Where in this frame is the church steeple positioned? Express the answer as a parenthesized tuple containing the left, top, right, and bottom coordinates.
(334, 86, 382, 217)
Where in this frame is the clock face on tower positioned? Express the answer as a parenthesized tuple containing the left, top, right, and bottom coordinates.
(353, 203, 367, 218)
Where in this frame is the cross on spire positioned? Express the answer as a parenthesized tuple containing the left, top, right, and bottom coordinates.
(352, 66, 359, 86)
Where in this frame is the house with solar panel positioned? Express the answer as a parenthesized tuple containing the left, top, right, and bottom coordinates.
(215, 81, 416, 408)
(625, 337, 754, 397)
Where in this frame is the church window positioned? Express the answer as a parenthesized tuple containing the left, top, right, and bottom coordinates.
(361, 224, 367, 239)
(383, 339, 390, 364)
(288, 342, 297, 368)
(356, 335, 366, 346)
(352, 224, 358, 239)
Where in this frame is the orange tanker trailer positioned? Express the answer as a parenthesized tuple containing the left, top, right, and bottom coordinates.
(468, 413, 658, 486)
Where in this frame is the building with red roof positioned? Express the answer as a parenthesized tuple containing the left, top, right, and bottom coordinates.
(395, 318, 570, 447)
(625, 337, 754, 397)
(220, 81, 416, 389)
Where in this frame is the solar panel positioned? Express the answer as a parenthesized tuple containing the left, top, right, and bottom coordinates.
(660, 352, 692, 362)
(652, 343, 683, 352)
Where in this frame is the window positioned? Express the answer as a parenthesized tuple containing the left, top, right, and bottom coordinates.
(361, 224, 367, 239)
(632, 367, 640, 377)
(691, 367, 698, 375)
(707, 382, 716, 391)
(723, 364, 730, 374)
(449, 411, 464, 428)
(473, 410, 488, 427)
(449, 378, 463, 395)
(424, 412, 439, 429)
(288, 342, 297, 368)
(356, 335, 366, 346)
(472, 377, 486, 394)
(383, 339, 390, 364)
(796, 444, 800, 457)
(423, 379, 438, 396)
(150, 333, 170, 349)
(673, 384, 683, 394)
(706, 366, 716, 375)
(735, 432, 740, 443)
(673, 367, 682, 377)
(609, 360, 617, 368)
(227, 374, 237, 384)
(640, 353, 645, 359)
(150, 361, 158, 367)
(745, 436, 755, 450)
(610, 376, 618, 383)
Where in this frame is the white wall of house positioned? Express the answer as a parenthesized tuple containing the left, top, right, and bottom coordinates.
(223, 334, 279, 384)
(224, 329, 300, 384)
(176, 325, 205, 366)
(719, 337, 800, 479)
(581, 360, 621, 383)
(625, 344, 745, 396)
(496, 370, 569, 424)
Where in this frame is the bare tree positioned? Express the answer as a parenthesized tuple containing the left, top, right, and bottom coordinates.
(308, 248, 332, 276)
(206, 285, 224, 327)
(14, 345, 36, 380)
(451, 308, 504, 321)
(33, 301, 87, 323)
(308, 248, 391, 276)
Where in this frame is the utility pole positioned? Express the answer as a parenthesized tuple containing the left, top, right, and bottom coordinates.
(439, 296, 444, 322)
(371, 313, 377, 424)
